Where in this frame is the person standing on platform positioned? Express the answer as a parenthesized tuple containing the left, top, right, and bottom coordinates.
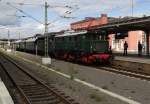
(138, 41, 142, 56)
(123, 41, 128, 56)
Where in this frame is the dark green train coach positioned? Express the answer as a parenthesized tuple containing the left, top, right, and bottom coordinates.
(15, 30, 113, 64)
(54, 30, 112, 63)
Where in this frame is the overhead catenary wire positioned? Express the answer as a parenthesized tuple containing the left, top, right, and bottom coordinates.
(5, 1, 75, 8)
(6, 2, 44, 25)
(1, 1, 44, 6)
(6, 2, 77, 25)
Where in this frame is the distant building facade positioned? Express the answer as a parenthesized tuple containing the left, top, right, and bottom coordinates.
(109, 31, 148, 54)
(70, 14, 150, 54)
(71, 14, 108, 30)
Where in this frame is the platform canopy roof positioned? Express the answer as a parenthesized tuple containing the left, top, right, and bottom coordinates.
(89, 16, 150, 34)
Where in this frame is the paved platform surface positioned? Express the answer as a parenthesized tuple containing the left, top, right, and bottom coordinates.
(114, 52, 150, 64)
(0, 78, 14, 104)
(115, 56, 150, 64)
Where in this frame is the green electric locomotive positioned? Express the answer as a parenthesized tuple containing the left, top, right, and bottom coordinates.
(54, 30, 112, 63)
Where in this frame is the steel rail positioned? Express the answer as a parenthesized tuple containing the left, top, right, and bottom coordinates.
(99, 66, 150, 81)
(0, 56, 31, 104)
(0, 53, 78, 104)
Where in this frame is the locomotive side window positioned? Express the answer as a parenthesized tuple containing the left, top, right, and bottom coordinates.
(96, 35, 99, 40)
(69, 37, 72, 41)
(75, 36, 77, 41)
(82, 35, 86, 39)
(93, 35, 96, 40)
(59, 38, 61, 41)
(62, 37, 64, 41)
(99, 35, 102, 40)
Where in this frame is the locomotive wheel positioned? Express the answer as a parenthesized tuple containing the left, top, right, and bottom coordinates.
(88, 56, 95, 63)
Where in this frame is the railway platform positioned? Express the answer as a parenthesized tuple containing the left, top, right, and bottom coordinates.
(115, 54, 150, 64)
(0, 78, 14, 104)
(113, 52, 150, 75)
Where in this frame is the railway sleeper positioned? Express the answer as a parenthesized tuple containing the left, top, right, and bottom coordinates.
(23, 91, 50, 96)
(20, 84, 44, 88)
(22, 88, 48, 92)
(25, 91, 53, 96)
(30, 98, 60, 104)
(29, 95, 57, 101)
(28, 94, 56, 99)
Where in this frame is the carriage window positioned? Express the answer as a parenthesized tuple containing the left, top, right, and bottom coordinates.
(103, 35, 106, 40)
(99, 36, 102, 40)
(93, 35, 96, 40)
(75, 36, 77, 41)
(57, 38, 59, 41)
(96, 35, 99, 40)
(62, 37, 64, 41)
(82, 35, 86, 39)
(57, 38, 61, 41)
(69, 37, 72, 41)
(59, 38, 62, 42)
(99, 35, 106, 40)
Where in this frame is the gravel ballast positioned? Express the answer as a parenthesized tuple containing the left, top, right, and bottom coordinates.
(4, 51, 150, 104)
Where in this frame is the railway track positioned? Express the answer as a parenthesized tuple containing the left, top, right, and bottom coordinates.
(0, 53, 79, 104)
(59, 57, 150, 81)
(99, 66, 150, 81)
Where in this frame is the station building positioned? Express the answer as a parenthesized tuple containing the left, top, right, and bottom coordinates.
(70, 14, 150, 54)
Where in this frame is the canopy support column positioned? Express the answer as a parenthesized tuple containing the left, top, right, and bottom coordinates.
(145, 30, 149, 56)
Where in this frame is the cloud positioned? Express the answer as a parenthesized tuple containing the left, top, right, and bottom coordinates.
(0, 3, 19, 26)
(0, 0, 149, 39)
(0, 15, 19, 26)
(48, 21, 70, 32)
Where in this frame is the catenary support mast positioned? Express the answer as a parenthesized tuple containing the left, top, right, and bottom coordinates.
(44, 2, 49, 57)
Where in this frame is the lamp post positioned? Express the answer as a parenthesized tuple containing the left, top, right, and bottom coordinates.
(7, 29, 10, 46)
(44, 1, 49, 57)
(131, 0, 134, 17)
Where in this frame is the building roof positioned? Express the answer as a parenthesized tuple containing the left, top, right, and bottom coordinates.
(71, 16, 138, 25)
(108, 16, 138, 24)
(55, 30, 87, 37)
(71, 17, 101, 25)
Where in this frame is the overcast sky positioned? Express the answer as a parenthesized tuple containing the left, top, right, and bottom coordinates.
(0, 0, 150, 39)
